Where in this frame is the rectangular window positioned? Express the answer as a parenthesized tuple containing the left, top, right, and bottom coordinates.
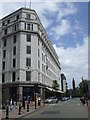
(26, 58, 31, 67)
(2, 74, 5, 83)
(14, 25, 17, 31)
(3, 50, 6, 58)
(25, 23, 26, 29)
(26, 46, 31, 54)
(38, 61, 40, 69)
(38, 49, 40, 57)
(12, 72, 16, 82)
(7, 20, 10, 24)
(42, 64, 43, 72)
(27, 24, 30, 30)
(2, 61, 5, 70)
(38, 39, 39, 46)
(3, 22, 5, 26)
(27, 14, 31, 20)
(4, 29, 7, 35)
(13, 35, 16, 43)
(16, 15, 19, 20)
(3, 39, 7, 47)
(27, 34, 31, 42)
(13, 59, 16, 67)
(13, 47, 16, 55)
(42, 53, 43, 61)
(31, 24, 33, 31)
(26, 71, 31, 81)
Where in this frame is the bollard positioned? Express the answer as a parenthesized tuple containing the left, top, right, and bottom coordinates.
(6, 105, 9, 119)
(27, 102, 29, 112)
(18, 103, 21, 115)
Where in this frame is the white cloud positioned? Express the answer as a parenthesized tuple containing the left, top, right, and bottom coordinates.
(51, 19, 71, 40)
(57, 3, 77, 21)
(53, 36, 88, 88)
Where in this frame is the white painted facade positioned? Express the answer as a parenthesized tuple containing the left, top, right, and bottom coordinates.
(1, 8, 61, 90)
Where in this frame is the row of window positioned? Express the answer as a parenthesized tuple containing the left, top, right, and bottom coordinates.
(3, 35, 16, 47)
(24, 23, 33, 31)
(2, 15, 19, 27)
(2, 57, 31, 70)
(3, 47, 16, 59)
(2, 12, 36, 27)
(2, 71, 31, 83)
(3, 34, 31, 48)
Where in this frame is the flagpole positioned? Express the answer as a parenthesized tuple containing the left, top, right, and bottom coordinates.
(25, 0, 26, 8)
(29, 0, 31, 9)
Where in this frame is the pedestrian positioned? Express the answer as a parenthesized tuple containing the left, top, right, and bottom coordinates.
(10, 98, 13, 112)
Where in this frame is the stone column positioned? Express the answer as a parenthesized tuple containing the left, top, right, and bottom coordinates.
(17, 86, 23, 102)
(41, 88, 45, 102)
(40, 87, 43, 100)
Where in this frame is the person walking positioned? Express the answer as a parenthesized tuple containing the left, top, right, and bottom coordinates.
(10, 98, 13, 112)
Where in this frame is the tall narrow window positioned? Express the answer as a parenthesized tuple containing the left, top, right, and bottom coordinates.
(27, 14, 31, 20)
(13, 59, 16, 67)
(3, 22, 5, 26)
(27, 34, 31, 42)
(2, 61, 5, 70)
(13, 47, 16, 55)
(15, 25, 17, 31)
(27, 24, 30, 30)
(26, 46, 31, 54)
(16, 15, 19, 20)
(12, 72, 16, 82)
(25, 23, 26, 29)
(2, 74, 5, 83)
(31, 24, 33, 31)
(13, 35, 16, 43)
(26, 58, 31, 67)
(3, 39, 7, 47)
(38, 39, 39, 46)
(3, 50, 6, 58)
(26, 71, 31, 81)
(38, 49, 40, 57)
(4, 29, 7, 35)
(42, 53, 43, 61)
(38, 60, 40, 69)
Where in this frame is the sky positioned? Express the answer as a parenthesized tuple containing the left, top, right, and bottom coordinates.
(0, 0, 88, 89)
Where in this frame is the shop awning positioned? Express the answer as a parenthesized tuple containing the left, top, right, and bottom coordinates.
(46, 87, 64, 93)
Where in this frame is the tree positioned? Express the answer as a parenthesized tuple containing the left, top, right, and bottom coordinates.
(52, 80, 59, 90)
(79, 79, 88, 96)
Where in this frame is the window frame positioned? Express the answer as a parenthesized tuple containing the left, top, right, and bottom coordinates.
(26, 46, 31, 54)
(26, 71, 31, 81)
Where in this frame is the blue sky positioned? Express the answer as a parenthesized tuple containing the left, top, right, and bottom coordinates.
(0, 1, 88, 88)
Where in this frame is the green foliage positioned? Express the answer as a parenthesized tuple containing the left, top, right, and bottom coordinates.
(79, 79, 88, 96)
(52, 80, 59, 90)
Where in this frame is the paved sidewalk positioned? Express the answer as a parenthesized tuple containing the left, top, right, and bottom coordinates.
(0, 102, 45, 119)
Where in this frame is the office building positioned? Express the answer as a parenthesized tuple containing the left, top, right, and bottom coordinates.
(0, 8, 61, 101)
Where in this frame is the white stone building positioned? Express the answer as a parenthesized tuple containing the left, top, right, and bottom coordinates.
(0, 8, 61, 101)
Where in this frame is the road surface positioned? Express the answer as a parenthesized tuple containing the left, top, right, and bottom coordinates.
(22, 98, 88, 118)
